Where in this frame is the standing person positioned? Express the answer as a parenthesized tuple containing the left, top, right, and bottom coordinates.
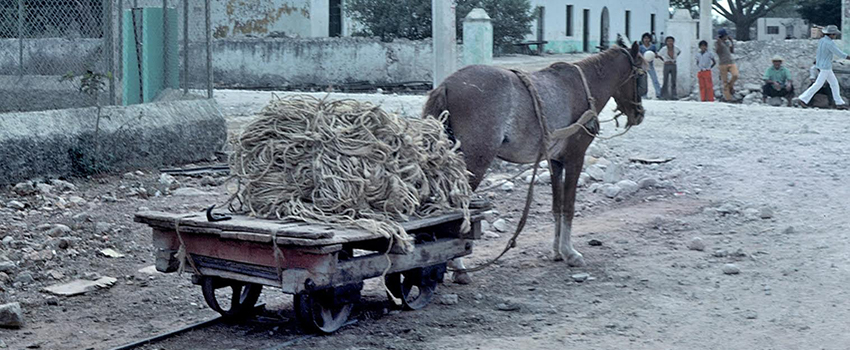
(716, 29, 739, 102)
(807, 61, 835, 107)
(796, 25, 849, 109)
(762, 56, 794, 106)
(695, 40, 717, 102)
(640, 32, 662, 99)
(657, 36, 681, 100)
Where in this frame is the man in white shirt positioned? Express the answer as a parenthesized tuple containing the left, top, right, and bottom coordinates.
(796, 25, 849, 109)
(657, 36, 681, 100)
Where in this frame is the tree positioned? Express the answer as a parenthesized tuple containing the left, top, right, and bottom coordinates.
(345, 0, 533, 47)
(797, 0, 840, 28)
(670, 0, 795, 40)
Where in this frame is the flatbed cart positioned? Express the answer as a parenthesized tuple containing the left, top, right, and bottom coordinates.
(134, 203, 488, 333)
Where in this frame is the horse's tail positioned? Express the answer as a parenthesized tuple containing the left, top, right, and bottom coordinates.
(422, 84, 455, 141)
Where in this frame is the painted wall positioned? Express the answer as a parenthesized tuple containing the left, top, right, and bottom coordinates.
(185, 37, 444, 89)
(756, 18, 808, 41)
(527, 0, 670, 53)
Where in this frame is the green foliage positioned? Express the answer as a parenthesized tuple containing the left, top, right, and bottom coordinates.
(797, 0, 840, 28)
(345, 0, 533, 46)
(60, 70, 113, 175)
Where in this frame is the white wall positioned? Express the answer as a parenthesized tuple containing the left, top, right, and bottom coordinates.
(756, 18, 808, 41)
(527, 0, 670, 53)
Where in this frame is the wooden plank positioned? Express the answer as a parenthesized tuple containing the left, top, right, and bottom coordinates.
(135, 211, 333, 239)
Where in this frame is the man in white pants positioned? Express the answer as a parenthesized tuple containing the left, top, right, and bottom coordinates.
(796, 25, 850, 109)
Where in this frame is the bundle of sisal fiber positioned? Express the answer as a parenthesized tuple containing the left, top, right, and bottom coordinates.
(227, 95, 472, 253)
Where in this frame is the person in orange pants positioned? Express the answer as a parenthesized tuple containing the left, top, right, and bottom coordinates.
(695, 40, 717, 102)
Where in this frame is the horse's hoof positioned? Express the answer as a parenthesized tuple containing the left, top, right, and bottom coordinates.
(567, 252, 586, 267)
(553, 253, 565, 262)
(452, 272, 473, 285)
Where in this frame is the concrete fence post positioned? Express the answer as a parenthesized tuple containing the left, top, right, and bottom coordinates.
(699, 0, 712, 41)
(432, 0, 457, 87)
(843, 0, 850, 51)
(462, 8, 493, 67)
(205, 0, 212, 98)
(17, 0, 23, 77)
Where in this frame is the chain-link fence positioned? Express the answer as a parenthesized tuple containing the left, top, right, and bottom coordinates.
(0, 0, 212, 113)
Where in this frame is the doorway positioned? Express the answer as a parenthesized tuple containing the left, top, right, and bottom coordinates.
(582, 9, 590, 52)
(600, 7, 609, 50)
(329, 0, 342, 37)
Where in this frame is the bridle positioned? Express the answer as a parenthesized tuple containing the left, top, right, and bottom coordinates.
(612, 47, 646, 127)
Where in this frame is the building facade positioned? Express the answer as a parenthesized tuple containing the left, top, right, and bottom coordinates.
(527, 0, 670, 53)
(211, 0, 352, 39)
(756, 18, 809, 41)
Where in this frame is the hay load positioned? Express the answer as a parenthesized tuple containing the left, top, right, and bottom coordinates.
(228, 95, 472, 253)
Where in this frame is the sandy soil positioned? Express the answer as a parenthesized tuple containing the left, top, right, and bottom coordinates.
(2, 75, 850, 349)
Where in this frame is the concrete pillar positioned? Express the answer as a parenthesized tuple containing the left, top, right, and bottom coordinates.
(699, 0, 712, 41)
(842, 0, 850, 50)
(432, 0, 457, 86)
(666, 9, 698, 98)
(462, 8, 493, 67)
(311, 0, 330, 37)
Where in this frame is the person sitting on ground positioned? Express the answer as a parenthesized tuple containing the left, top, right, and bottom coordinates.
(796, 25, 850, 109)
(657, 36, 681, 100)
(807, 61, 836, 107)
(762, 56, 794, 106)
(696, 40, 717, 102)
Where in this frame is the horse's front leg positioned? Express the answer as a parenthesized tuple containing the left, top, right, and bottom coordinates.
(558, 155, 586, 267)
(549, 160, 566, 261)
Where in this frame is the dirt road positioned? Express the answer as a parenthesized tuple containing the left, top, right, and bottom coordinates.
(2, 93, 849, 350)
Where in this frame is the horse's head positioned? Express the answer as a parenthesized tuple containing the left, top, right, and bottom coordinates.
(611, 36, 646, 127)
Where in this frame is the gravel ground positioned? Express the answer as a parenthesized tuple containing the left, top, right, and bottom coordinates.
(2, 54, 850, 349)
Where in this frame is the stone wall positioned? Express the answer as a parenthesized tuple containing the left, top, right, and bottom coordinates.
(0, 99, 226, 184)
(187, 37, 441, 89)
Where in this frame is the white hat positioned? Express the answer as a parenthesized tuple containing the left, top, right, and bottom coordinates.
(771, 55, 784, 62)
(823, 25, 840, 35)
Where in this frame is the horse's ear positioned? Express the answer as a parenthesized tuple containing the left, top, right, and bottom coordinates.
(630, 41, 640, 57)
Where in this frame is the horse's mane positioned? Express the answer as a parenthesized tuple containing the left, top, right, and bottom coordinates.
(546, 35, 630, 73)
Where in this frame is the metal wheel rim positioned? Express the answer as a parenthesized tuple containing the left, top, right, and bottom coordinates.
(201, 277, 262, 318)
(295, 292, 353, 334)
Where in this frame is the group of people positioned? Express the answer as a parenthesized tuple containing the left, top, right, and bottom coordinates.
(638, 25, 849, 109)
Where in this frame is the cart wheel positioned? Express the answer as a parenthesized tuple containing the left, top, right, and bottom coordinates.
(295, 283, 361, 334)
(200, 276, 263, 319)
(386, 263, 446, 311)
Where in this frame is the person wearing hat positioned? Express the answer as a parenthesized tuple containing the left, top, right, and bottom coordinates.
(716, 29, 739, 102)
(762, 56, 794, 106)
(796, 25, 850, 109)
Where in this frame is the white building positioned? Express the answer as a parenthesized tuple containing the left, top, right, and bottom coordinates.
(210, 0, 349, 38)
(526, 0, 671, 53)
(756, 18, 809, 41)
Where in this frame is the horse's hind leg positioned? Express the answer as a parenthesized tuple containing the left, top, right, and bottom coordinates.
(549, 160, 566, 261)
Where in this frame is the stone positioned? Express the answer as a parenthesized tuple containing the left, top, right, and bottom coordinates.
(782, 226, 795, 234)
(537, 171, 551, 184)
(687, 237, 706, 251)
(47, 224, 72, 237)
(0, 302, 24, 328)
(68, 196, 86, 206)
(578, 173, 590, 187)
(767, 97, 784, 106)
(137, 265, 162, 275)
(492, 219, 509, 233)
(743, 83, 761, 91)
(716, 203, 739, 214)
(438, 294, 459, 305)
(500, 182, 515, 192)
(742, 208, 760, 221)
(602, 184, 621, 198)
(42, 277, 117, 296)
(588, 239, 603, 246)
(638, 177, 658, 189)
(35, 183, 54, 195)
(13, 182, 36, 196)
(99, 248, 125, 258)
(483, 231, 501, 240)
(200, 176, 217, 186)
(722, 264, 740, 275)
(615, 180, 639, 196)
(50, 179, 76, 192)
(14, 271, 34, 284)
(744, 310, 758, 319)
(587, 183, 602, 193)
(483, 210, 499, 222)
(587, 143, 604, 158)
(496, 302, 521, 311)
(95, 222, 112, 235)
(172, 187, 212, 196)
(480, 220, 491, 232)
(159, 173, 178, 188)
(72, 213, 92, 224)
(603, 164, 622, 184)
(586, 165, 605, 182)
(571, 273, 590, 282)
(0, 261, 14, 272)
(595, 157, 612, 167)
(713, 249, 728, 257)
(759, 207, 774, 219)
(6, 201, 25, 210)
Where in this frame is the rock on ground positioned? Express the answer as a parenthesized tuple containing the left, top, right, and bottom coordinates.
(492, 219, 509, 233)
(0, 302, 23, 328)
(616, 180, 639, 196)
(500, 182, 515, 192)
(722, 264, 741, 275)
(438, 294, 459, 305)
(42, 277, 118, 297)
(688, 237, 706, 251)
(602, 184, 621, 198)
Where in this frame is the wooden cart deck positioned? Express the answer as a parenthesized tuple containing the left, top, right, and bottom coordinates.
(134, 207, 488, 294)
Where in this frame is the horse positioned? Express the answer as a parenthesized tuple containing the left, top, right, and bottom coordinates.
(422, 37, 646, 282)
